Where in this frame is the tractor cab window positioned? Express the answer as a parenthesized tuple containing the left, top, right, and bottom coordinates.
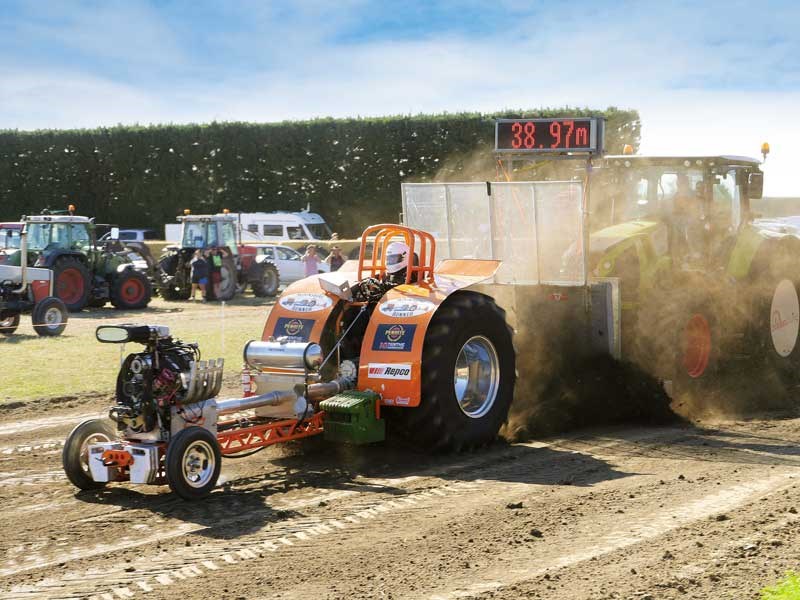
(1, 229, 21, 249)
(182, 221, 214, 248)
(711, 169, 741, 231)
(27, 223, 50, 250)
(220, 221, 238, 255)
(70, 224, 91, 250)
(50, 223, 71, 249)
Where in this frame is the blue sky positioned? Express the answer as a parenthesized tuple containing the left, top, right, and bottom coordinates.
(1, 0, 799, 194)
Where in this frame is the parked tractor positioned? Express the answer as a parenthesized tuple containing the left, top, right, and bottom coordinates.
(155, 212, 280, 300)
(4, 209, 152, 312)
(0, 224, 68, 336)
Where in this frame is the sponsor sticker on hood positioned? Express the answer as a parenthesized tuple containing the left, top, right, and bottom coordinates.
(273, 317, 315, 342)
(379, 299, 435, 318)
(367, 363, 413, 380)
(279, 293, 332, 313)
(372, 324, 417, 352)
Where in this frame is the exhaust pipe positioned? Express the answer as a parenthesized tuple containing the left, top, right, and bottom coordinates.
(13, 227, 28, 294)
(215, 376, 355, 416)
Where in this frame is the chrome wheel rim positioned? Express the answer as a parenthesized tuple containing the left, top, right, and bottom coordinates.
(80, 432, 111, 474)
(453, 335, 500, 419)
(182, 440, 216, 488)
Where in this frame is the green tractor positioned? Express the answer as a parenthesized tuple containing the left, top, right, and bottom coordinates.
(582, 152, 800, 410)
(6, 211, 152, 312)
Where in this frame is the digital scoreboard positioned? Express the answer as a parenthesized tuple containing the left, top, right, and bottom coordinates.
(495, 117, 603, 155)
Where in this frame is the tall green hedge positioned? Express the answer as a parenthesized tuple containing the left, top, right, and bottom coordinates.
(0, 108, 639, 237)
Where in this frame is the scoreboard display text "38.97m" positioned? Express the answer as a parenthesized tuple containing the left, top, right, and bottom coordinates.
(495, 117, 603, 155)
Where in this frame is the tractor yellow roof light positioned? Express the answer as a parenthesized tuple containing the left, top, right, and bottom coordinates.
(622, 144, 634, 155)
(222, 208, 230, 214)
(761, 142, 770, 160)
(183, 209, 191, 215)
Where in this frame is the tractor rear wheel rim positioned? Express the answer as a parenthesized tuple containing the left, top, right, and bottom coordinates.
(57, 268, 84, 304)
(182, 440, 216, 488)
(0, 316, 16, 328)
(683, 314, 711, 379)
(80, 432, 111, 475)
(453, 335, 500, 419)
(121, 277, 145, 303)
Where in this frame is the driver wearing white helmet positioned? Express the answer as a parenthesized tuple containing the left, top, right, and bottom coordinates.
(385, 241, 415, 284)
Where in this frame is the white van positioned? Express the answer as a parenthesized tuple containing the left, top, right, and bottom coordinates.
(165, 211, 333, 243)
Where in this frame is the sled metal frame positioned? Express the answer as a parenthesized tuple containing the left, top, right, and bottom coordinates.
(216, 412, 326, 455)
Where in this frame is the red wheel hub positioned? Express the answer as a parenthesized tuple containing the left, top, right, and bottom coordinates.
(683, 314, 711, 379)
(56, 268, 84, 304)
(120, 277, 145, 303)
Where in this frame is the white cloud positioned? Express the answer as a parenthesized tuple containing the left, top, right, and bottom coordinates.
(0, 1, 798, 194)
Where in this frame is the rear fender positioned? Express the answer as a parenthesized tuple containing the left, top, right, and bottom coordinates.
(357, 259, 500, 408)
(41, 250, 86, 268)
(261, 277, 340, 344)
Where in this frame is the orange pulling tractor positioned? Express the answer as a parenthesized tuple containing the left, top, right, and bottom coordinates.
(62, 224, 515, 499)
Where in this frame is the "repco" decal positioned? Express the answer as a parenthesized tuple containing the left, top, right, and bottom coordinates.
(372, 324, 417, 352)
(366, 363, 413, 380)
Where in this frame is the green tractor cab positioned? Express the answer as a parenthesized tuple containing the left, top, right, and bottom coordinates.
(9, 213, 152, 312)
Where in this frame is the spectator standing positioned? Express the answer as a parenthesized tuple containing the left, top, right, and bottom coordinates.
(302, 244, 320, 277)
(325, 245, 345, 272)
(189, 250, 209, 301)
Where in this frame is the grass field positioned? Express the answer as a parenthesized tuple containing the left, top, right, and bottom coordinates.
(0, 296, 275, 403)
(763, 572, 800, 600)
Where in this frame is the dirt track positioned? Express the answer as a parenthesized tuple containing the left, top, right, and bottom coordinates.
(1, 391, 800, 599)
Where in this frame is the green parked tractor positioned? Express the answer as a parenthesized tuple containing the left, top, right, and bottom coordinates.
(5, 210, 152, 312)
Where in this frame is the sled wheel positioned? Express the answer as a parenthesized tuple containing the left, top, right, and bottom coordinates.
(404, 292, 515, 451)
(166, 427, 221, 500)
(0, 312, 20, 336)
(32, 297, 68, 336)
(53, 257, 91, 311)
(110, 270, 152, 309)
(216, 256, 237, 301)
(252, 263, 280, 297)
(62, 419, 115, 490)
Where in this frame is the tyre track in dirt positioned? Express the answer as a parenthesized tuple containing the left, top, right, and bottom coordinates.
(0, 427, 686, 593)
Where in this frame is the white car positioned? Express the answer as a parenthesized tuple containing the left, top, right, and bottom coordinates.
(251, 244, 330, 284)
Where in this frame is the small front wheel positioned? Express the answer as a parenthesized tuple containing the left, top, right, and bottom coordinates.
(62, 419, 116, 490)
(32, 297, 68, 337)
(0, 312, 20, 336)
(165, 427, 221, 500)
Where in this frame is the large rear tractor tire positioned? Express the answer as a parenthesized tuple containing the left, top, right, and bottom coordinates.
(0, 312, 20, 336)
(671, 301, 721, 414)
(216, 256, 237, 301)
(741, 251, 800, 408)
(32, 297, 68, 336)
(165, 427, 222, 500)
(402, 293, 515, 451)
(158, 254, 191, 301)
(252, 262, 280, 297)
(53, 257, 91, 312)
(62, 419, 116, 490)
(110, 269, 152, 310)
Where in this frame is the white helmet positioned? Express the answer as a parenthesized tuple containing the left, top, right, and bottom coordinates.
(385, 241, 409, 274)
